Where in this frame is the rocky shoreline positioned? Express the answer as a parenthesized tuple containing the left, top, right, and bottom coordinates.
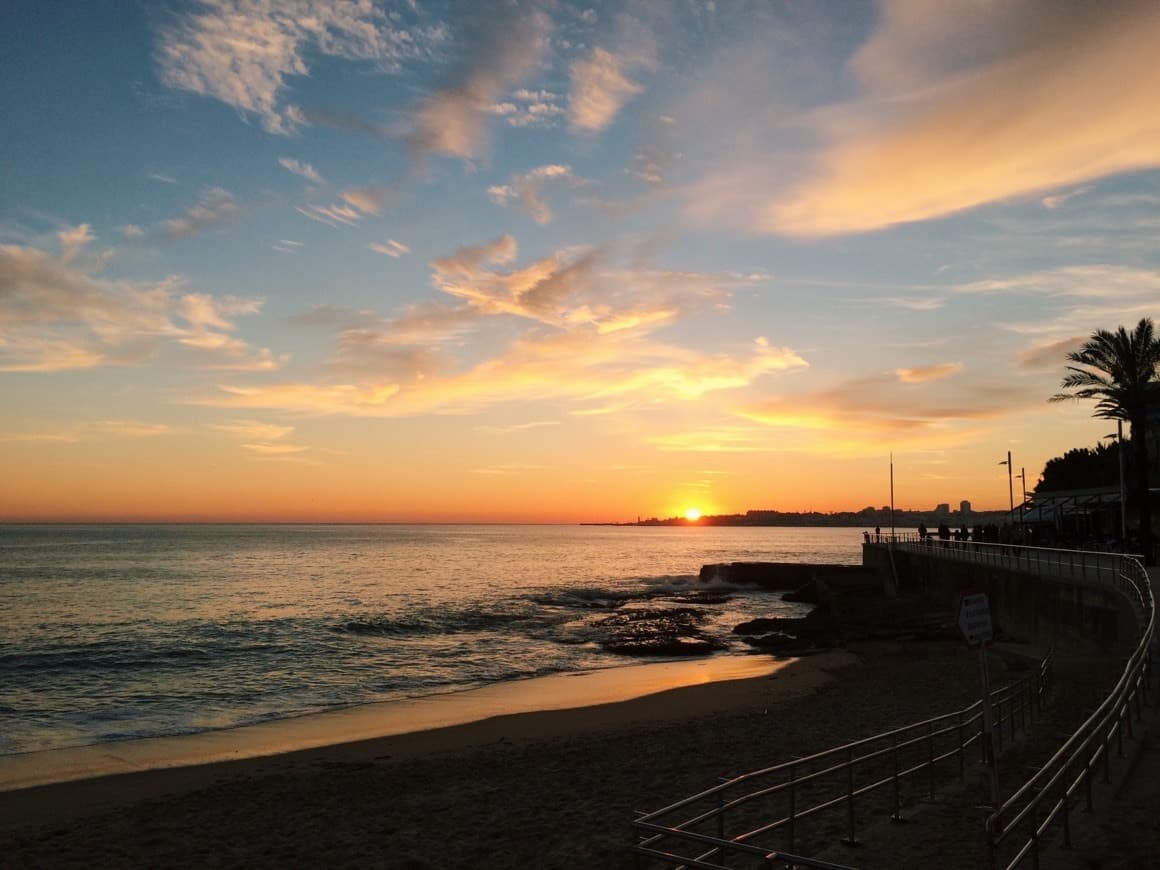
(595, 561, 959, 659)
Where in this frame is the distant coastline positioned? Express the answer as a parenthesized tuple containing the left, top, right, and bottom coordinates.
(586, 509, 1012, 528)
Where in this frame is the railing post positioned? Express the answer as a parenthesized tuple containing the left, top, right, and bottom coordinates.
(995, 694, 1004, 755)
(1084, 752, 1094, 813)
(787, 762, 796, 852)
(717, 785, 727, 867)
(1031, 802, 1041, 870)
(891, 732, 904, 822)
(957, 710, 965, 780)
(842, 746, 860, 847)
(927, 721, 935, 798)
(1103, 730, 1111, 783)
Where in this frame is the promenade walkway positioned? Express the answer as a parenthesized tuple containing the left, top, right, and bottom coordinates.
(635, 546, 1154, 869)
(815, 563, 1159, 870)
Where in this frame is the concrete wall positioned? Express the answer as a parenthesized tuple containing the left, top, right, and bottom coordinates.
(865, 544, 1139, 653)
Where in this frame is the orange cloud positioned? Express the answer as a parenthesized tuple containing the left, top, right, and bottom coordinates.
(895, 362, 962, 383)
(687, 1, 1160, 236)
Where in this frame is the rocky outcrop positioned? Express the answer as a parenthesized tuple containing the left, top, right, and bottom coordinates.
(595, 607, 727, 657)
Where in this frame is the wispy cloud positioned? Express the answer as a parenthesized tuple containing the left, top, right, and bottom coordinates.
(295, 202, 362, 227)
(569, 48, 644, 134)
(57, 224, 95, 262)
(477, 420, 560, 434)
(192, 233, 805, 420)
(368, 239, 410, 258)
(0, 240, 281, 372)
(278, 157, 323, 183)
(156, 0, 447, 134)
(895, 362, 962, 383)
(568, 11, 657, 134)
(487, 164, 574, 224)
(165, 187, 238, 238)
(687, 2, 1160, 236)
(209, 419, 295, 440)
(273, 239, 303, 253)
(339, 186, 393, 215)
(406, 2, 551, 160)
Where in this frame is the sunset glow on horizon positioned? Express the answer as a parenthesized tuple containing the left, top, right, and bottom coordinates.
(3, 1, 1159, 523)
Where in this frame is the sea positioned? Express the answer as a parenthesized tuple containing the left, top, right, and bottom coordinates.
(0, 524, 865, 757)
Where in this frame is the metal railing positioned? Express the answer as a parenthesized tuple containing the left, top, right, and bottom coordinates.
(888, 537, 1145, 593)
(983, 555, 1154, 869)
(632, 653, 1053, 869)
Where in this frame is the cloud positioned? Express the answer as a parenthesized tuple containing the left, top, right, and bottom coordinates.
(295, 202, 362, 227)
(567, 10, 657, 134)
(148, 171, 177, 184)
(92, 420, 176, 438)
(57, 224, 95, 262)
(197, 328, 805, 418)
(242, 442, 308, 455)
(339, 186, 393, 215)
(0, 241, 281, 372)
(209, 419, 295, 440)
(895, 362, 962, 383)
(121, 224, 146, 239)
(431, 234, 518, 276)
(273, 239, 303, 253)
(478, 420, 560, 433)
(488, 88, 564, 128)
(647, 426, 778, 453)
(688, 1, 1160, 236)
(406, 2, 551, 160)
(1016, 336, 1086, 370)
(952, 264, 1160, 300)
(278, 157, 323, 183)
(486, 164, 574, 224)
(568, 47, 644, 133)
(368, 239, 410, 258)
(738, 372, 1038, 456)
(0, 421, 175, 442)
(165, 187, 239, 238)
(156, 0, 446, 134)
(1041, 186, 1092, 210)
(192, 235, 805, 418)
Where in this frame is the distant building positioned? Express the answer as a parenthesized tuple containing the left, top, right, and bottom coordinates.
(960, 500, 971, 518)
(935, 503, 950, 516)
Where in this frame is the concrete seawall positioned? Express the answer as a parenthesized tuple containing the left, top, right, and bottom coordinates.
(864, 543, 1139, 652)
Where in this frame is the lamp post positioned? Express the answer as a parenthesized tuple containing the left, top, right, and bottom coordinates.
(999, 451, 1014, 516)
(1014, 467, 1026, 527)
(1105, 422, 1128, 542)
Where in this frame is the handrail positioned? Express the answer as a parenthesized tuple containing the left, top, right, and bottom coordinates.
(631, 651, 1052, 868)
(633, 543, 1154, 869)
(983, 555, 1154, 869)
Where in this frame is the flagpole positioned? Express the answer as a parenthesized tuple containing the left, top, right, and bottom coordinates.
(890, 453, 895, 542)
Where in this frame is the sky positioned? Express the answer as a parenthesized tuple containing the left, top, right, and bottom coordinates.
(2, 0, 1159, 523)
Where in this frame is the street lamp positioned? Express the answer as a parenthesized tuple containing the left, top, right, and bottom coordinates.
(998, 451, 1014, 516)
(1104, 422, 1128, 541)
(1014, 467, 1027, 525)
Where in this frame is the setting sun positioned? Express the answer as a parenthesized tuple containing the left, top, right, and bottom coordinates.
(684, 508, 702, 522)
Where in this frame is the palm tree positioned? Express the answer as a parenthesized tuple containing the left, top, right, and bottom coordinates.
(1050, 318, 1160, 565)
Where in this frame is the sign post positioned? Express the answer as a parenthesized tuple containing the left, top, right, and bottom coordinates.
(958, 590, 1001, 834)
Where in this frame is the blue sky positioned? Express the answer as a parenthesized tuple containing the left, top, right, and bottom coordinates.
(2, 0, 1158, 522)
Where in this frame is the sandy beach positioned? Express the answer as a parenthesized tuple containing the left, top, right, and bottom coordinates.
(0, 641, 1004, 869)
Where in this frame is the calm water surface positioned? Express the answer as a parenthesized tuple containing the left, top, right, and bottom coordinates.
(0, 524, 864, 754)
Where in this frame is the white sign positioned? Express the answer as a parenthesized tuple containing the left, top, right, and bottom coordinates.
(957, 591, 993, 648)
